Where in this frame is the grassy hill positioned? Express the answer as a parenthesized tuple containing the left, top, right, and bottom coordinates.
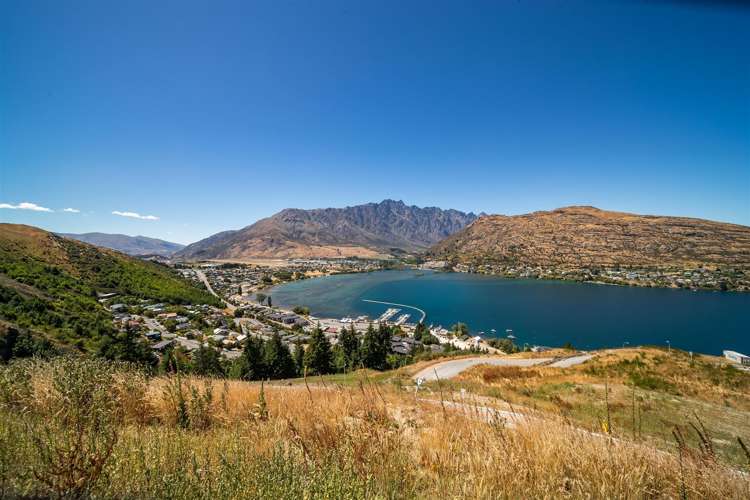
(0, 223, 220, 352)
(0, 353, 748, 498)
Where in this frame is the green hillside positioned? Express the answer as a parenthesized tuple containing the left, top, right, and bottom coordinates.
(0, 223, 220, 352)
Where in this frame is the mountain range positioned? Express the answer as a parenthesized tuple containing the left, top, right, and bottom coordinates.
(428, 206, 750, 268)
(60, 232, 184, 256)
(175, 199, 478, 260)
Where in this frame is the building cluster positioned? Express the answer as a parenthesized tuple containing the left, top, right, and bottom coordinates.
(104, 295, 250, 359)
(450, 263, 750, 291)
(180, 258, 389, 302)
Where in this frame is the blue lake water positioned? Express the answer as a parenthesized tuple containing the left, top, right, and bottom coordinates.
(269, 270, 750, 355)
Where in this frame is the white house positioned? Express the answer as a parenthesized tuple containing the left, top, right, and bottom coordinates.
(723, 350, 750, 366)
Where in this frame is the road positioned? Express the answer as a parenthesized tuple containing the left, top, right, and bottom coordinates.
(194, 269, 235, 312)
(413, 354, 593, 382)
(549, 354, 593, 368)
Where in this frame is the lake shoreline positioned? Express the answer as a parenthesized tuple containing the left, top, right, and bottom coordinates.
(269, 269, 750, 356)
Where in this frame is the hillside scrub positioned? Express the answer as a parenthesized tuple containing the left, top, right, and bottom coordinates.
(455, 348, 750, 467)
(0, 356, 748, 499)
(0, 225, 220, 353)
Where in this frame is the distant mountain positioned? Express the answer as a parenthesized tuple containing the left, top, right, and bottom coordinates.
(176, 200, 478, 260)
(60, 232, 184, 256)
(0, 223, 218, 353)
(428, 206, 750, 268)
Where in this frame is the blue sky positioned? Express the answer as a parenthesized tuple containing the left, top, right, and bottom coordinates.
(1, 0, 748, 244)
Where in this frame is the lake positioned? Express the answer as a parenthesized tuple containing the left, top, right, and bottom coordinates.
(269, 270, 750, 355)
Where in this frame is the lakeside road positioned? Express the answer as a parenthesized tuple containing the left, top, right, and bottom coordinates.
(413, 354, 593, 381)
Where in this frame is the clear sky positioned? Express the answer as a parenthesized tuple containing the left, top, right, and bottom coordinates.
(1, 0, 748, 244)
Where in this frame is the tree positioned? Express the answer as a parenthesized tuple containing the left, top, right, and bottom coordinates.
(263, 332, 296, 379)
(0, 326, 55, 362)
(159, 345, 191, 374)
(337, 323, 360, 372)
(292, 306, 310, 315)
(361, 323, 388, 370)
(97, 330, 156, 366)
(451, 322, 469, 337)
(486, 338, 518, 353)
(413, 322, 428, 342)
(237, 336, 266, 380)
(424, 333, 439, 345)
(267, 296, 272, 308)
(255, 293, 267, 305)
(293, 340, 305, 376)
(193, 344, 224, 377)
(303, 327, 332, 375)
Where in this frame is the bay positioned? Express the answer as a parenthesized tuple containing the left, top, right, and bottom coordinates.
(269, 269, 750, 355)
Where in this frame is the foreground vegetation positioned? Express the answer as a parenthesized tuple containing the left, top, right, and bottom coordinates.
(452, 347, 750, 467)
(1, 356, 748, 499)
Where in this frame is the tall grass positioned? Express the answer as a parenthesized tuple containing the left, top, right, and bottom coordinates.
(0, 356, 748, 499)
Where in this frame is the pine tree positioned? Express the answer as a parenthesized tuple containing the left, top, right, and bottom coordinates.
(361, 323, 388, 370)
(303, 327, 332, 375)
(263, 332, 296, 379)
(239, 336, 266, 380)
(337, 323, 360, 371)
(293, 340, 305, 376)
(413, 322, 427, 342)
(192, 344, 224, 377)
(98, 329, 156, 366)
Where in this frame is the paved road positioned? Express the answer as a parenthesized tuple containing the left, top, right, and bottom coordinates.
(195, 269, 235, 312)
(549, 354, 593, 368)
(413, 354, 593, 382)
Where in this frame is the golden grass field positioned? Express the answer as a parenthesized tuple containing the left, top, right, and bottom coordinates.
(1, 352, 749, 499)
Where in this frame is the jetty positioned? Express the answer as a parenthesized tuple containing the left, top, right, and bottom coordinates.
(394, 313, 410, 326)
(363, 299, 427, 323)
(377, 308, 400, 322)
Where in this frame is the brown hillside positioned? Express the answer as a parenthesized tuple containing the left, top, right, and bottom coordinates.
(428, 206, 750, 268)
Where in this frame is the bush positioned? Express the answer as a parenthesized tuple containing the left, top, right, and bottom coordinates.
(26, 357, 123, 498)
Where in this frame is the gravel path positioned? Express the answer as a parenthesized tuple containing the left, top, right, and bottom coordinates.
(413, 354, 593, 381)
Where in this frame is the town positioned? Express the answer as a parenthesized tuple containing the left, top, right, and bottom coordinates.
(434, 262, 750, 292)
(104, 258, 505, 376)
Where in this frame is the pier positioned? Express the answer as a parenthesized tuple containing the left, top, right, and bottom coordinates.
(363, 299, 427, 323)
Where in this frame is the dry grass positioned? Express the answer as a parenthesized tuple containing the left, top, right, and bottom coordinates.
(1, 356, 749, 498)
(454, 347, 750, 467)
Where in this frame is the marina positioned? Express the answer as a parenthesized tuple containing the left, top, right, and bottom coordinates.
(377, 308, 400, 322)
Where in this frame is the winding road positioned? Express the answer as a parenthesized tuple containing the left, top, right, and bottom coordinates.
(413, 354, 593, 382)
